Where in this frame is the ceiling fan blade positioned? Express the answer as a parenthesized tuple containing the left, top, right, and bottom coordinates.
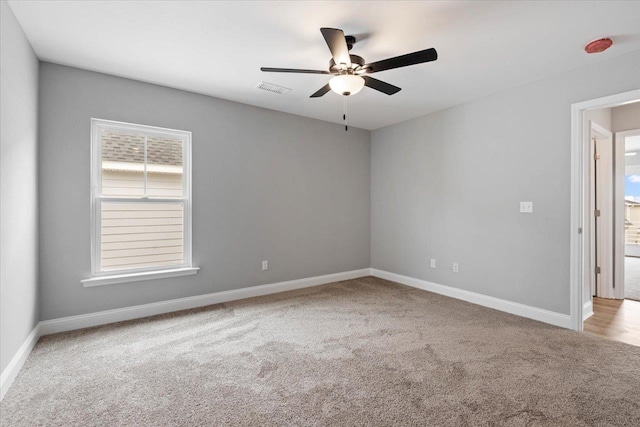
(261, 67, 331, 74)
(362, 48, 437, 74)
(362, 76, 401, 95)
(320, 28, 352, 68)
(310, 84, 331, 98)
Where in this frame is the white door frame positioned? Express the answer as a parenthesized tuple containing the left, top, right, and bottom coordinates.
(570, 89, 640, 331)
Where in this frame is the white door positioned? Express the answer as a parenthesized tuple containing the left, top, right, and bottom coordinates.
(592, 121, 616, 299)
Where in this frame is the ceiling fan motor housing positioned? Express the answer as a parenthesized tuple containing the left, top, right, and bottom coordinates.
(330, 54, 365, 74)
(345, 35, 356, 51)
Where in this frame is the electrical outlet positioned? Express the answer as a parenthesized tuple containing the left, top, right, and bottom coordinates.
(262, 260, 268, 271)
(452, 262, 459, 273)
(430, 259, 436, 268)
(520, 201, 533, 213)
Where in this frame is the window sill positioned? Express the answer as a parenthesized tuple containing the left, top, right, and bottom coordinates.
(81, 267, 199, 287)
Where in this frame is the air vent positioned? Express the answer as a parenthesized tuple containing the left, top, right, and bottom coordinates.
(257, 81, 292, 95)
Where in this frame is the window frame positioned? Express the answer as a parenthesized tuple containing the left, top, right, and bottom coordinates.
(89, 118, 193, 279)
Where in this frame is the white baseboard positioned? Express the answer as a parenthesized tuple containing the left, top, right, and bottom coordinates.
(39, 268, 371, 336)
(583, 299, 594, 321)
(1, 324, 41, 400)
(371, 269, 572, 329)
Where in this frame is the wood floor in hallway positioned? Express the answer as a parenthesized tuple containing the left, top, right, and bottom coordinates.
(584, 297, 640, 347)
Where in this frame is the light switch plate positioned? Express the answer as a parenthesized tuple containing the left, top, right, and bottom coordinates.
(520, 201, 533, 213)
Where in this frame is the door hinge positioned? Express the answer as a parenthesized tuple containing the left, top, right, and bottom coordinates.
(578, 227, 583, 234)
(594, 209, 601, 217)
(594, 152, 600, 161)
(595, 266, 601, 274)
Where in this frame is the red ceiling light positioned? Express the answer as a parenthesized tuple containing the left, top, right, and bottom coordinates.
(585, 38, 613, 54)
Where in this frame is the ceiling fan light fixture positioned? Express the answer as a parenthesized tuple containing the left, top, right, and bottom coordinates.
(329, 75, 365, 96)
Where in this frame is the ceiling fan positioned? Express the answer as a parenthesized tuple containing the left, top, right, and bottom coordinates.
(261, 28, 438, 98)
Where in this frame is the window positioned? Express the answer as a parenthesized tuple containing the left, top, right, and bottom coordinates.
(87, 119, 194, 284)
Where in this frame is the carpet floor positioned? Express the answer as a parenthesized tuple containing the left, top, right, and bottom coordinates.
(2, 276, 640, 426)
(625, 256, 640, 301)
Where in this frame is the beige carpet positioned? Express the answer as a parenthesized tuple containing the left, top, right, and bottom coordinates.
(2, 276, 640, 426)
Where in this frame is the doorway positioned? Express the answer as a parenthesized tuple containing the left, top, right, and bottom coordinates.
(569, 89, 640, 335)
(579, 98, 640, 345)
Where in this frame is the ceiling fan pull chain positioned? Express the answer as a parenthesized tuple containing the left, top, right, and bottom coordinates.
(343, 96, 348, 131)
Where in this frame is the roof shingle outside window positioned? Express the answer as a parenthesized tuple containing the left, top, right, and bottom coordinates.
(102, 131, 182, 166)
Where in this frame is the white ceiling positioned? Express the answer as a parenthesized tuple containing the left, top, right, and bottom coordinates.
(8, 1, 640, 130)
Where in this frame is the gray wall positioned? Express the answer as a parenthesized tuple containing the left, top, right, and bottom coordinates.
(371, 50, 640, 315)
(612, 102, 640, 132)
(0, 1, 39, 373)
(39, 63, 370, 320)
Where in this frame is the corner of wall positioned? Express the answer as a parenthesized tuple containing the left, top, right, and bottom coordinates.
(0, 0, 41, 386)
